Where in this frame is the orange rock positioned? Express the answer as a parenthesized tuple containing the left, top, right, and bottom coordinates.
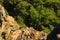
(6, 16, 14, 24)
(39, 31, 47, 40)
(11, 30, 22, 40)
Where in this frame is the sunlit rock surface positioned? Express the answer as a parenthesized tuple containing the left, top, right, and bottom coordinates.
(0, 4, 47, 40)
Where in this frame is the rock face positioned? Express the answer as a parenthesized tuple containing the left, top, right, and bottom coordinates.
(0, 4, 19, 40)
(7, 27, 47, 40)
(0, 4, 47, 40)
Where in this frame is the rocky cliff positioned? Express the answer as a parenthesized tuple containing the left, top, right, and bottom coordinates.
(0, 4, 47, 40)
(0, 4, 19, 40)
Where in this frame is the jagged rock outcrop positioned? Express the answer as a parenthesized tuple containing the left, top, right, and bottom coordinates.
(0, 4, 19, 40)
(0, 4, 47, 40)
(8, 27, 47, 40)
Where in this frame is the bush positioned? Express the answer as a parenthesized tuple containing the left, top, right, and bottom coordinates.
(1, 0, 60, 34)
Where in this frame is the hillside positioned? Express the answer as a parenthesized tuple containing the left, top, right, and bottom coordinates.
(0, 0, 60, 40)
(0, 4, 48, 40)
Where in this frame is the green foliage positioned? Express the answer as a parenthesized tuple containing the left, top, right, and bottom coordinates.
(16, 16, 25, 28)
(0, 0, 3, 4)
(43, 27, 51, 34)
(1, 0, 60, 34)
(57, 10, 60, 17)
(45, 0, 60, 3)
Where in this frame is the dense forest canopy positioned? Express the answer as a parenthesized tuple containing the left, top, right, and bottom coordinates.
(0, 0, 60, 34)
